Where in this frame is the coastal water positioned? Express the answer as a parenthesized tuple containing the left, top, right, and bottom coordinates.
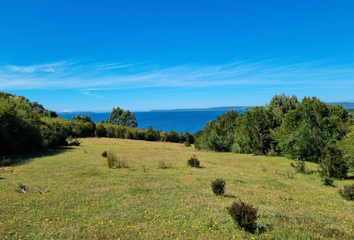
(58, 110, 245, 133)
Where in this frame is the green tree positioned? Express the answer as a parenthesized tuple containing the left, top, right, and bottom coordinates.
(273, 97, 349, 162)
(194, 110, 239, 152)
(235, 107, 277, 155)
(106, 107, 138, 128)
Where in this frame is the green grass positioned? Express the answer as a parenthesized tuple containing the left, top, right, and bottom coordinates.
(1, 138, 354, 239)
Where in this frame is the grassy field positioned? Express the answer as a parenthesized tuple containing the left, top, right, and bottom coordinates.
(1, 138, 354, 239)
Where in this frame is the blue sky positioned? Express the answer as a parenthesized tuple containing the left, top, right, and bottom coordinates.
(1, 0, 354, 112)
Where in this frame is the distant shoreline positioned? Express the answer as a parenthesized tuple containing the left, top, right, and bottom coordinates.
(59, 102, 354, 114)
(150, 106, 252, 112)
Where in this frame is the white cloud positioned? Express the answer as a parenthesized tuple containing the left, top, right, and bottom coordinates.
(0, 58, 353, 91)
(81, 90, 106, 100)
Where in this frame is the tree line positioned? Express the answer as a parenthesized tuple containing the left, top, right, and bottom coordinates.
(0, 92, 194, 158)
(194, 94, 354, 179)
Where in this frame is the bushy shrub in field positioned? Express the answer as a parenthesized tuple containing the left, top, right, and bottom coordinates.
(187, 154, 200, 168)
(323, 177, 334, 186)
(319, 144, 348, 179)
(290, 160, 306, 173)
(227, 200, 258, 233)
(211, 178, 226, 196)
(158, 159, 171, 169)
(339, 184, 354, 200)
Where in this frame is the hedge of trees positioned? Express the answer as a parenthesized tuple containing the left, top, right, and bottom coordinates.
(194, 94, 354, 179)
(0, 92, 194, 158)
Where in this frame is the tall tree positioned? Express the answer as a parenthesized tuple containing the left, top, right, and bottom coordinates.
(106, 107, 138, 128)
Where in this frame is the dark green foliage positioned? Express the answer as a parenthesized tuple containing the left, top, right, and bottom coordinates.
(0, 94, 42, 155)
(40, 126, 60, 148)
(290, 160, 306, 173)
(273, 97, 350, 162)
(106, 107, 137, 128)
(95, 123, 107, 137)
(194, 110, 239, 152)
(267, 93, 299, 125)
(323, 177, 334, 186)
(71, 115, 96, 138)
(101, 151, 107, 157)
(0, 157, 11, 167)
(339, 184, 354, 200)
(348, 109, 354, 120)
(338, 126, 354, 171)
(319, 144, 348, 179)
(187, 154, 200, 168)
(227, 200, 258, 233)
(235, 107, 277, 155)
(211, 178, 226, 196)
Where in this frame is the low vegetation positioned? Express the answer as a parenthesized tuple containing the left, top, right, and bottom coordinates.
(187, 154, 200, 168)
(227, 200, 259, 233)
(195, 94, 354, 180)
(1, 138, 354, 239)
(211, 178, 226, 196)
(0, 92, 194, 159)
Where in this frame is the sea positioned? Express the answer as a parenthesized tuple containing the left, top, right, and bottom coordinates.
(58, 110, 245, 133)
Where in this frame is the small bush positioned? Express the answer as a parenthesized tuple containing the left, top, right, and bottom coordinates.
(227, 200, 258, 233)
(107, 150, 116, 169)
(291, 160, 306, 173)
(101, 151, 107, 157)
(0, 157, 11, 167)
(67, 136, 81, 146)
(158, 159, 171, 169)
(319, 145, 348, 179)
(211, 178, 226, 196)
(107, 150, 129, 169)
(323, 177, 334, 186)
(187, 155, 200, 168)
(339, 184, 354, 200)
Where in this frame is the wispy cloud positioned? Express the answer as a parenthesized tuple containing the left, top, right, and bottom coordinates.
(1, 58, 354, 91)
(81, 90, 106, 100)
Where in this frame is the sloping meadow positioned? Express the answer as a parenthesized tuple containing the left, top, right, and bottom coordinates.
(0, 138, 353, 239)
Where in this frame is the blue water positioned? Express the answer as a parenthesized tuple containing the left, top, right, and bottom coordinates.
(58, 110, 244, 133)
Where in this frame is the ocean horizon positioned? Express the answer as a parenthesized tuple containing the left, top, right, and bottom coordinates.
(58, 110, 245, 133)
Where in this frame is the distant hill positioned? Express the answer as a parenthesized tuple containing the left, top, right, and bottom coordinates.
(60, 111, 96, 114)
(150, 106, 252, 112)
(151, 102, 354, 112)
(326, 102, 354, 108)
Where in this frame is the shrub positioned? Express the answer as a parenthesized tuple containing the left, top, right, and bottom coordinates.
(101, 151, 107, 157)
(319, 145, 348, 179)
(107, 150, 129, 169)
(290, 160, 306, 173)
(323, 177, 334, 186)
(158, 159, 171, 169)
(227, 200, 258, 233)
(339, 184, 354, 200)
(187, 154, 200, 168)
(107, 150, 116, 169)
(0, 157, 11, 167)
(211, 178, 226, 196)
(67, 136, 81, 146)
